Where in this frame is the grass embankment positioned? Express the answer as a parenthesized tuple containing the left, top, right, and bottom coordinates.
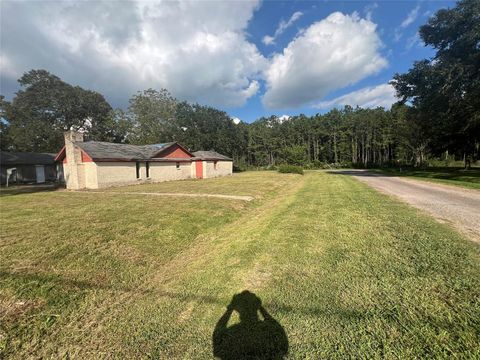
(1, 171, 479, 358)
(377, 167, 480, 189)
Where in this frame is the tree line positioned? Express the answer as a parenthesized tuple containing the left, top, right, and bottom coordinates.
(1, 0, 478, 168)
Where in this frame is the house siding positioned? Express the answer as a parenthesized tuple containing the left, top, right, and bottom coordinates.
(149, 162, 192, 181)
(94, 161, 193, 189)
(205, 160, 233, 178)
(96, 162, 141, 188)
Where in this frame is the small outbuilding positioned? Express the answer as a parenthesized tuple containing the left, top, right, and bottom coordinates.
(55, 131, 233, 190)
(0, 151, 63, 185)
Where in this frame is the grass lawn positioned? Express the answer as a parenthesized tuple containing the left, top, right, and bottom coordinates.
(101, 170, 292, 198)
(376, 167, 480, 189)
(1, 171, 479, 358)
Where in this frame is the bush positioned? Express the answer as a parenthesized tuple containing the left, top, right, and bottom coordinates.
(278, 165, 304, 175)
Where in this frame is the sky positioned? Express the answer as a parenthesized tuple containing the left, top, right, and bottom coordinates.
(0, 0, 456, 123)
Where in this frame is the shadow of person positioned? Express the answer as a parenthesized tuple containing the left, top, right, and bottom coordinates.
(213, 290, 288, 359)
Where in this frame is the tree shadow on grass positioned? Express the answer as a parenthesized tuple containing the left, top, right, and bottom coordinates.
(213, 290, 288, 360)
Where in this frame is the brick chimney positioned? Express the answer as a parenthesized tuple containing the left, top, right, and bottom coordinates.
(63, 130, 84, 189)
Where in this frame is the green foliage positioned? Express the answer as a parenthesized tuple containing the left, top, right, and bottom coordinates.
(172, 101, 241, 156)
(4, 70, 113, 152)
(127, 88, 177, 144)
(391, 0, 480, 166)
(278, 164, 304, 175)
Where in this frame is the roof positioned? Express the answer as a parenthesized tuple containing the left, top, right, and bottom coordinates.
(0, 151, 57, 165)
(193, 150, 232, 161)
(54, 139, 231, 162)
(75, 141, 176, 161)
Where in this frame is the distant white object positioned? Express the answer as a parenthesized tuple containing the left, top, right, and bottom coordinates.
(6, 167, 17, 187)
(232, 117, 241, 125)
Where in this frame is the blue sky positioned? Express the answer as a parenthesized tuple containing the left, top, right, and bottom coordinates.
(228, 0, 454, 121)
(0, 0, 455, 123)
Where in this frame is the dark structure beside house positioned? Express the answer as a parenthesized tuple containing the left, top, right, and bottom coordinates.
(0, 151, 63, 185)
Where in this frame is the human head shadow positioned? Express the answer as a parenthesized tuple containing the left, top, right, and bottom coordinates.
(213, 290, 288, 360)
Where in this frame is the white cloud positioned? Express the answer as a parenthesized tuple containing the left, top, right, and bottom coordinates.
(262, 11, 303, 46)
(263, 12, 387, 109)
(232, 117, 241, 125)
(364, 2, 378, 21)
(394, 29, 403, 42)
(394, 5, 420, 42)
(400, 5, 420, 28)
(316, 83, 397, 109)
(405, 32, 423, 50)
(262, 35, 276, 46)
(423, 10, 432, 18)
(0, 0, 266, 107)
(278, 115, 291, 122)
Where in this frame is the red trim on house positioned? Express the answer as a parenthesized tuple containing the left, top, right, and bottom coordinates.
(54, 146, 66, 162)
(81, 151, 93, 162)
(162, 145, 192, 159)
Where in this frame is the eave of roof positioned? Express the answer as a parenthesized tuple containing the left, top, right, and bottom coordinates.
(0, 151, 57, 165)
(192, 150, 232, 161)
(94, 158, 193, 162)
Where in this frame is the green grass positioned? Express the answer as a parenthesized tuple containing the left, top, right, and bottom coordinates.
(101, 171, 298, 198)
(1, 171, 479, 358)
(376, 167, 480, 189)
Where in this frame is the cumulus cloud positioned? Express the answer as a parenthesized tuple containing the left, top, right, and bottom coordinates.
(316, 83, 397, 109)
(262, 11, 303, 45)
(232, 117, 241, 125)
(263, 12, 387, 109)
(0, 0, 266, 107)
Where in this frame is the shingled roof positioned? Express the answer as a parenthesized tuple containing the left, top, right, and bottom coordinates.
(0, 151, 57, 165)
(75, 141, 176, 161)
(192, 150, 232, 161)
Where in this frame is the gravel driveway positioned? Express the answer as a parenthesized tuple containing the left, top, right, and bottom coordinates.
(335, 170, 480, 242)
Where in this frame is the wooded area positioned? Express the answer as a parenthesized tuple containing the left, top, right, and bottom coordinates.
(0, 0, 478, 168)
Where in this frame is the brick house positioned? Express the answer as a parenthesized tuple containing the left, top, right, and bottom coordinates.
(55, 131, 233, 190)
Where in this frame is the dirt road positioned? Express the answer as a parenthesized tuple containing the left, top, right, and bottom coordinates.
(336, 170, 480, 242)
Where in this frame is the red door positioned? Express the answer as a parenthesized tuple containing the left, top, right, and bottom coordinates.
(195, 160, 203, 179)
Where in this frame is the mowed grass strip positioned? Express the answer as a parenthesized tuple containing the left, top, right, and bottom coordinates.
(0, 193, 253, 357)
(103, 171, 479, 358)
(100, 171, 294, 198)
(1, 171, 479, 358)
(377, 167, 480, 189)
